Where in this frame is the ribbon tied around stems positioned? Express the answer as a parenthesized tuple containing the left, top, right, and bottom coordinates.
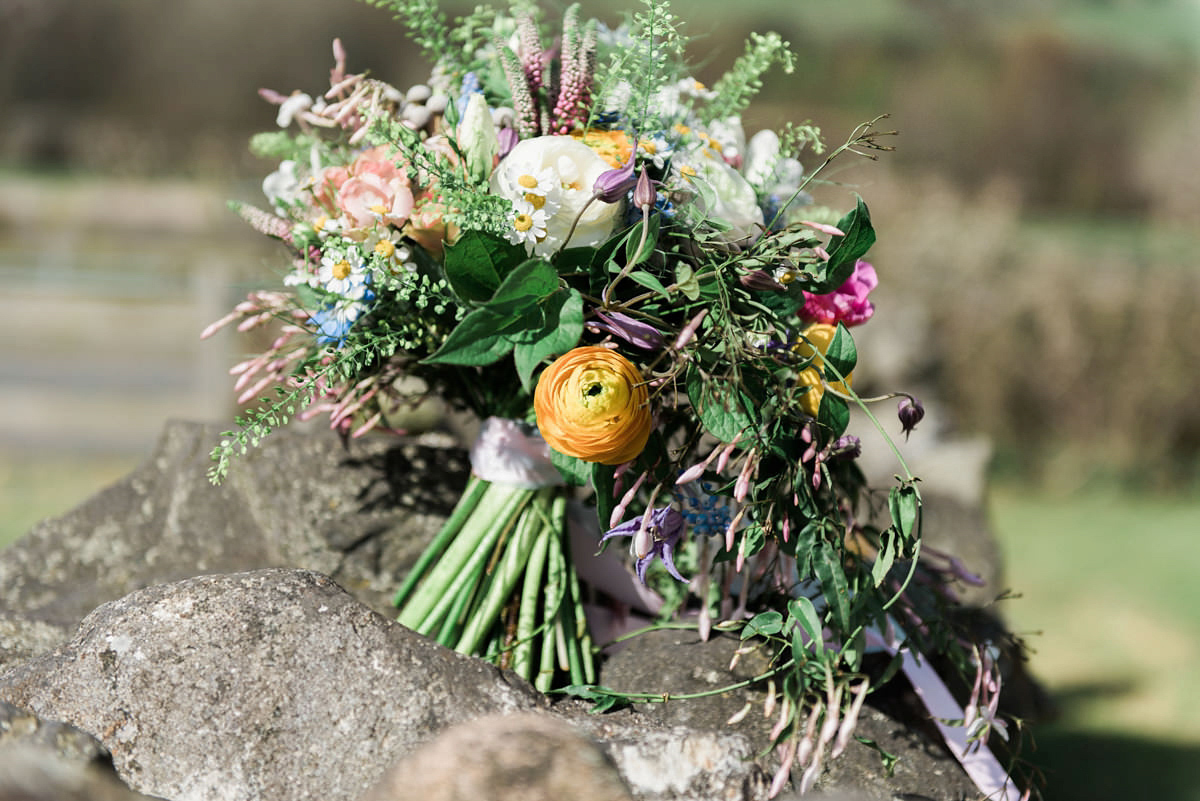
(469, 416, 664, 625)
(469, 417, 565, 489)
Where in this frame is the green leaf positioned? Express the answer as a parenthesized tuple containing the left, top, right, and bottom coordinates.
(742, 610, 784, 639)
(513, 290, 585, 390)
(788, 596, 824, 652)
(442, 230, 524, 303)
(686, 367, 755, 443)
(840, 628, 866, 672)
(823, 323, 858, 380)
(790, 622, 816, 663)
(627, 270, 670, 298)
(871, 527, 897, 587)
(888, 483, 922, 548)
(592, 462, 617, 529)
(854, 736, 900, 777)
(817, 393, 850, 437)
(550, 447, 591, 486)
(557, 685, 629, 714)
(484, 258, 560, 315)
(814, 197, 875, 293)
(623, 213, 661, 267)
(675, 263, 700, 300)
(421, 307, 514, 366)
(814, 545, 852, 633)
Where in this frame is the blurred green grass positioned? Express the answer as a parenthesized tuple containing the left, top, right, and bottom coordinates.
(0, 451, 141, 549)
(991, 485, 1200, 800)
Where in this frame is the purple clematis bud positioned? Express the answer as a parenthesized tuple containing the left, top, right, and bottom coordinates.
(897, 395, 925, 440)
(497, 127, 519, 159)
(591, 310, 666, 350)
(592, 153, 638, 204)
(739, 269, 786, 291)
(601, 506, 687, 584)
(633, 168, 656, 212)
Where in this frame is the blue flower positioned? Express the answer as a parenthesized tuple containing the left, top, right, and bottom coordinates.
(601, 506, 687, 584)
(311, 292, 373, 347)
(678, 481, 735, 539)
(456, 72, 483, 116)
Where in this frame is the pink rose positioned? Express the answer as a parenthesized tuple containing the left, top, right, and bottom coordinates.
(312, 165, 348, 212)
(404, 199, 456, 259)
(337, 171, 414, 231)
(349, 145, 406, 182)
(802, 259, 878, 327)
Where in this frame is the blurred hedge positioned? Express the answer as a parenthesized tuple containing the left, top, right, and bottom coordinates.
(5, 0, 1198, 486)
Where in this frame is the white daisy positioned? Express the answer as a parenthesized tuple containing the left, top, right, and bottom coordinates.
(504, 199, 550, 250)
(318, 244, 370, 299)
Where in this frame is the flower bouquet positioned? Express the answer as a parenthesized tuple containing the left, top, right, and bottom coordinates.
(205, 1, 1030, 797)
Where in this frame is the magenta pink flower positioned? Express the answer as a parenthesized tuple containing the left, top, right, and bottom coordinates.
(802, 259, 878, 327)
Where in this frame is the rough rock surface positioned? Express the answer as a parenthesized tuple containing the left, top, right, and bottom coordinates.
(1, 699, 161, 801)
(0, 420, 1021, 801)
(0, 569, 545, 801)
(601, 628, 982, 801)
(0, 747, 163, 801)
(0, 569, 771, 801)
(360, 712, 635, 801)
(0, 420, 469, 668)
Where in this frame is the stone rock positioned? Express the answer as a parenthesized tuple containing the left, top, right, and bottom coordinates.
(1, 700, 159, 801)
(360, 713, 635, 801)
(0, 419, 1026, 801)
(0, 569, 771, 801)
(0, 746, 162, 801)
(0, 420, 470, 663)
(569, 717, 768, 801)
(1, 699, 110, 765)
(0, 569, 544, 801)
(601, 629, 982, 801)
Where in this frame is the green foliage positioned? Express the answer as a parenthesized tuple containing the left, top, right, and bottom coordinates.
(592, 0, 688, 129)
(248, 131, 320, 162)
(705, 32, 797, 123)
(812, 197, 875, 293)
(358, 0, 490, 80)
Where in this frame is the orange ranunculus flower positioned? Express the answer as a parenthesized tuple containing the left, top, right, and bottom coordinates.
(534, 346, 653, 465)
(794, 323, 853, 417)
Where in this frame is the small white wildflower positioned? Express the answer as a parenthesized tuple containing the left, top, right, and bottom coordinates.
(504, 199, 550, 249)
(318, 245, 369, 299)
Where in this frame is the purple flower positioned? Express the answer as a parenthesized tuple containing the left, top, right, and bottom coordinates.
(633, 168, 656, 211)
(590, 310, 665, 349)
(802, 259, 878, 327)
(592, 153, 638, 203)
(601, 507, 687, 584)
(497, 127, 519, 159)
(897, 395, 925, 440)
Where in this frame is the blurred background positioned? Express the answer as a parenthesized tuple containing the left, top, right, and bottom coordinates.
(2, 0, 1198, 797)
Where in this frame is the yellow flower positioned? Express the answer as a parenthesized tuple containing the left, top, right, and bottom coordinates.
(534, 346, 653, 465)
(794, 323, 853, 417)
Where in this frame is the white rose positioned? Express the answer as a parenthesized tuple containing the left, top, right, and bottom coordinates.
(745, 129, 804, 199)
(491, 136, 622, 256)
(680, 151, 764, 244)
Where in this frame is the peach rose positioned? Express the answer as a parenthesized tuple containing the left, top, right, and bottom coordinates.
(534, 346, 653, 466)
(338, 171, 415, 231)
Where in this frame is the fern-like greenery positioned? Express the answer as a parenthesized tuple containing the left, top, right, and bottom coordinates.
(704, 32, 797, 124)
(592, 0, 688, 131)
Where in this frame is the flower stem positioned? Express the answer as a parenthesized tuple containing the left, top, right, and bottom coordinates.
(455, 487, 551, 655)
(397, 482, 529, 630)
(392, 475, 488, 607)
(512, 500, 555, 681)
